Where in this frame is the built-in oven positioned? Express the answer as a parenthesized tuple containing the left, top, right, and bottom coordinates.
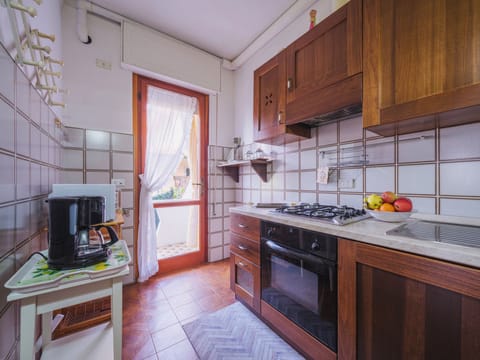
(261, 221, 337, 352)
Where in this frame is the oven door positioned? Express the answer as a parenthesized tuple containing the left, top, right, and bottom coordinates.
(261, 239, 337, 351)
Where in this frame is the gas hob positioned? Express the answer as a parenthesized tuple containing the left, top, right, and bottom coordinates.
(272, 203, 371, 225)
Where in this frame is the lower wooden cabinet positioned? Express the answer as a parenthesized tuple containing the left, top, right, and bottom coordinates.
(230, 253, 260, 312)
(338, 238, 480, 360)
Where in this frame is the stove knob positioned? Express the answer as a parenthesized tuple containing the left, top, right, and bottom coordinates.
(311, 241, 320, 251)
(266, 227, 275, 237)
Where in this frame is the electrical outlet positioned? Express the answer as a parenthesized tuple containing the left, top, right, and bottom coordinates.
(111, 178, 125, 187)
(339, 178, 355, 189)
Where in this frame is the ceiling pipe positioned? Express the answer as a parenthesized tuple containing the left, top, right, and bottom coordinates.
(76, 0, 92, 44)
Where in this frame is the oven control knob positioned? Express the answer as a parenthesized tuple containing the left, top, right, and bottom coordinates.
(311, 241, 320, 251)
(266, 227, 276, 237)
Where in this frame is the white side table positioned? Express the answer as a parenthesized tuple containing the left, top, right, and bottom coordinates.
(5, 241, 130, 360)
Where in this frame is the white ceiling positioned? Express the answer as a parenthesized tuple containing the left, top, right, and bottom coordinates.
(90, 0, 299, 61)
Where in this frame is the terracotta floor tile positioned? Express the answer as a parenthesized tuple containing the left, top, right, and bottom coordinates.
(122, 329, 156, 360)
(151, 323, 187, 352)
(173, 301, 204, 322)
(155, 339, 199, 360)
(166, 291, 194, 309)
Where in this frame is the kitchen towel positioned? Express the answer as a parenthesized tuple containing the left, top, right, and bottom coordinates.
(183, 301, 304, 360)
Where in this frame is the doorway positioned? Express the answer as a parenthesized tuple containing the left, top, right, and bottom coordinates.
(134, 74, 208, 275)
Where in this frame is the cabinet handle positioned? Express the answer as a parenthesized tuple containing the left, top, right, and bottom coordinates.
(238, 261, 246, 267)
(238, 223, 248, 229)
(287, 78, 293, 90)
(238, 244, 248, 251)
(277, 111, 284, 124)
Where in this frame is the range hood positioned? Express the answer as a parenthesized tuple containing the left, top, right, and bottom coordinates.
(300, 103, 363, 128)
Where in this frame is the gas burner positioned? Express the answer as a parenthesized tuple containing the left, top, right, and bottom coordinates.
(273, 203, 370, 225)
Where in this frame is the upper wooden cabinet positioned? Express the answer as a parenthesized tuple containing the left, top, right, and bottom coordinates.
(285, 0, 362, 124)
(253, 0, 362, 144)
(253, 52, 310, 144)
(364, 0, 480, 135)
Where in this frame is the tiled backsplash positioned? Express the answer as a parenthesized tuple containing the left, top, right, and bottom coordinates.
(0, 44, 62, 360)
(60, 127, 135, 284)
(228, 116, 480, 217)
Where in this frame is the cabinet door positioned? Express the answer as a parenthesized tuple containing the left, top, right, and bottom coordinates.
(364, 0, 480, 134)
(338, 239, 480, 360)
(285, 0, 362, 124)
(230, 254, 260, 312)
(253, 52, 287, 142)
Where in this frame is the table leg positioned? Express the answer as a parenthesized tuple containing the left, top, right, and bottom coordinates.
(19, 297, 36, 360)
(41, 311, 53, 347)
(111, 278, 123, 360)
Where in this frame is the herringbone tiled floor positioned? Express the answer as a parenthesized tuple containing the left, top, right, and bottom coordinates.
(122, 259, 234, 360)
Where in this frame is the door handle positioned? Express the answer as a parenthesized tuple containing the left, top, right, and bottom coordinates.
(192, 178, 204, 195)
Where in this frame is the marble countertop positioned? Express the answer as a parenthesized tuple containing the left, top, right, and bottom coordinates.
(230, 206, 480, 269)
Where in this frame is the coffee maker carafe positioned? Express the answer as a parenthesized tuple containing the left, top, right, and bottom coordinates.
(47, 196, 119, 269)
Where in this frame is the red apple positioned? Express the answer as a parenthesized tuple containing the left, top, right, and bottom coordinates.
(393, 197, 413, 212)
(381, 191, 397, 204)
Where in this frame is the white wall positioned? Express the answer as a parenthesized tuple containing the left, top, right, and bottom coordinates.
(233, 0, 332, 144)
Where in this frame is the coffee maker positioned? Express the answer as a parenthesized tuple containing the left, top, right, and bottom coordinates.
(47, 196, 119, 269)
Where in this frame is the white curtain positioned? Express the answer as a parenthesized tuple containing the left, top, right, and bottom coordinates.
(138, 85, 197, 282)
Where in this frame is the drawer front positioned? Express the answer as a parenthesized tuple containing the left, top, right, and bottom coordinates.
(230, 233, 260, 265)
(231, 255, 260, 312)
(230, 213, 260, 241)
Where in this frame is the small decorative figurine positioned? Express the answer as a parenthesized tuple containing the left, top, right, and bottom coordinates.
(309, 9, 317, 30)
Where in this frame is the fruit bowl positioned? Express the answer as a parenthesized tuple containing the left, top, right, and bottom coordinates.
(366, 209, 414, 222)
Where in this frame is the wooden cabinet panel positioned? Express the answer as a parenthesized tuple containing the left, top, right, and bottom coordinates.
(253, 52, 311, 144)
(285, 0, 362, 124)
(230, 213, 260, 242)
(230, 254, 260, 312)
(338, 239, 480, 360)
(364, 0, 480, 135)
(230, 233, 259, 265)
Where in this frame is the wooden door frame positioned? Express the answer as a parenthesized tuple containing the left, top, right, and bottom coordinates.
(133, 73, 209, 278)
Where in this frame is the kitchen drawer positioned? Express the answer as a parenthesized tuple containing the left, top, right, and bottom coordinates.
(230, 254, 260, 312)
(230, 213, 260, 241)
(230, 233, 260, 265)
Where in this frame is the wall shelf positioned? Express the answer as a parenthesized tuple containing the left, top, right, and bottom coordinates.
(217, 159, 272, 183)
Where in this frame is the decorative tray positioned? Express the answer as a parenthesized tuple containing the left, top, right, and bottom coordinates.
(4, 240, 131, 294)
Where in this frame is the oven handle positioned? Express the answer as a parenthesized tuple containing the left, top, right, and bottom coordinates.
(264, 240, 335, 267)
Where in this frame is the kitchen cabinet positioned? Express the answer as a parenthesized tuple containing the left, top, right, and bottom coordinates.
(230, 213, 261, 312)
(363, 0, 480, 136)
(338, 239, 480, 360)
(285, 0, 362, 125)
(253, 52, 310, 144)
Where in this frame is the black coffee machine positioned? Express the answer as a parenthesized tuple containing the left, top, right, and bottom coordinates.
(47, 196, 119, 269)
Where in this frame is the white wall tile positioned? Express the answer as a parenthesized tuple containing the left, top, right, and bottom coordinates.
(41, 133, 49, 163)
(440, 198, 480, 217)
(0, 47, 15, 103)
(339, 194, 364, 208)
(30, 163, 41, 197)
(223, 189, 235, 202)
(251, 190, 261, 203)
(285, 191, 299, 203)
(86, 171, 110, 184)
(300, 149, 317, 169)
(41, 166, 49, 194)
(285, 152, 299, 171)
(62, 149, 83, 168)
(318, 170, 337, 192)
(112, 153, 133, 171)
(300, 192, 317, 203)
(272, 191, 285, 202)
(409, 197, 436, 214)
(208, 247, 223, 262)
(300, 129, 316, 148)
(60, 170, 83, 184)
(285, 141, 299, 152)
(340, 116, 363, 142)
(62, 127, 84, 148)
(30, 126, 41, 161)
(440, 123, 480, 160)
(209, 218, 223, 233)
(318, 193, 338, 205)
(208, 232, 223, 247)
(15, 202, 30, 244)
(0, 297, 16, 359)
(30, 91, 41, 125)
(251, 174, 261, 190)
(121, 191, 134, 209)
(86, 130, 110, 150)
(16, 68, 30, 117)
(16, 114, 30, 157)
(112, 133, 133, 151)
(0, 206, 15, 257)
(440, 162, 480, 196)
(317, 122, 337, 146)
(272, 172, 284, 190)
(365, 167, 395, 193)
(86, 150, 109, 170)
(300, 171, 316, 191)
(366, 137, 394, 164)
(399, 130, 435, 163)
(223, 245, 230, 259)
(0, 100, 14, 152)
(339, 168, 363, 192)
(16, 159, 30, 200)
(285, 172, 299, 190)
(398, 164, 435, 195)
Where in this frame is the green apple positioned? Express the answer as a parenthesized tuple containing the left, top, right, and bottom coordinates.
(365, 194, 384, 209)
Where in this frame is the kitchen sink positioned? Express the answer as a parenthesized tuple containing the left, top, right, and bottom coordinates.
(386, 220, 480, 248)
